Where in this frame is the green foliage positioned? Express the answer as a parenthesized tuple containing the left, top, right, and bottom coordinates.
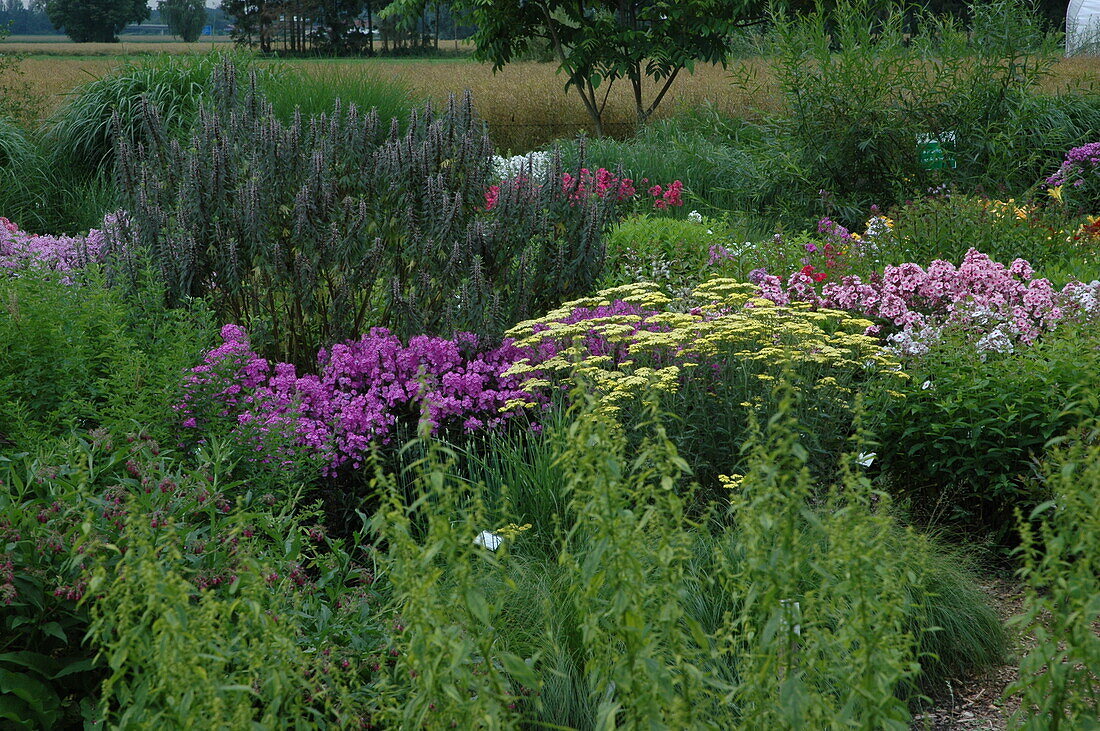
(869, 324, 1100, 544)
(0, 461, 99, 728)
(368, 435, 530, 727)
(366, 386, 1006, 726)
(44, 0, 150, 42)
(717, 399, 918, 727)
(0, 118, 34, 170)
(87, 515, 359, 727)
(560, 115, 774, 217)
(258, 65, 414, 128)
(602, 213, 725, 294)
(0, 268, 214, 445)
(1009, 425, 1100, 729)
(158, 0, 206, 42)
(884, 192, 1080, 270)
(0, 161, 118, 236)
(1, 425, 383, 727)
(552, 394, 703, 726)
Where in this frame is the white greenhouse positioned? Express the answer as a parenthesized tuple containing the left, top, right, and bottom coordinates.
(1067, 0, 1100, 54)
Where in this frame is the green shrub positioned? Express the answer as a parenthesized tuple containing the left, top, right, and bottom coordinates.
(0, 268, 214, 445)
(758, 0, 1078, 220)
(884, 192, 1080, 269)
(87, 515, 360, 727)
(1, 427, 382, 727)
(1009, 424, 1100, 728)
(869, 324, 1100, 544)
(602, 213, 726, 293)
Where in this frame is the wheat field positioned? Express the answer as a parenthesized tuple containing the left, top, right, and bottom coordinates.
(6, 49, 1100, 150)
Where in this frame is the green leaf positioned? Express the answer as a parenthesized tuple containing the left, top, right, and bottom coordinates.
(498, 653, 539, 688)
(51, 656, 96, 680)
(0, 694, 33, 727)
(464, 586, 490, 625)
(1028, 500, 1057, 520)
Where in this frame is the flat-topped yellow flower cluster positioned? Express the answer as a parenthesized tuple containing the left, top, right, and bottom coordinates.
(502, 279, 907, 419)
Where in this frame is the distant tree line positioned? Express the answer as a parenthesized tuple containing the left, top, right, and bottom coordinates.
(218, 0, 473, 55)
(0, 0, 58, 34)
(0, 0, 1073, 48)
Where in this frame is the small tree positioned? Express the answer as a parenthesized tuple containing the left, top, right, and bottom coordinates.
(45, 0, 150, 42)
(383, 0, 756, 135)
(221, 0, 275, 52)
(160, 0, 206, 42)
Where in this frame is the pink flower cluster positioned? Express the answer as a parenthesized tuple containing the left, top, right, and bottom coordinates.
(0, 216, 107, 275)
(647, 181, 684, 209)
(484, 169, 683, 212)
(755, 249, 1100, 355)
(179, 325, 538, 470)
(563, 168, 638, 202)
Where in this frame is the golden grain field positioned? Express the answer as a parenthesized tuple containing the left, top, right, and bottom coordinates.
(5, 53, 780, 150)
(5, 46, 1100, 151)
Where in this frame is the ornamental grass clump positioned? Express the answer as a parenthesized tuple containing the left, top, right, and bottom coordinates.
(112, 58, 621, 365)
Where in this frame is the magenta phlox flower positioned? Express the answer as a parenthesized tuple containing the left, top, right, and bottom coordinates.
(179, 325, 538, 471)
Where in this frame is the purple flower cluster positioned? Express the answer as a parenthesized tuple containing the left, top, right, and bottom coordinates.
(1046, 142, 1100, 188)
(179, 325, 538, 470)
(0, 216, 111, 275)
(530, 301, 664, 364)
(754, 249, 1100, 356)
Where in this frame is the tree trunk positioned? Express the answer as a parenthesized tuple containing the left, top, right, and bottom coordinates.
(367, 2, 373, 54)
